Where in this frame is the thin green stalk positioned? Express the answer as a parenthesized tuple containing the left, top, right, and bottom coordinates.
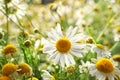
(96, 13, 120, 42)
(109, 41, 119, 52)
(5, 3, 9, 44)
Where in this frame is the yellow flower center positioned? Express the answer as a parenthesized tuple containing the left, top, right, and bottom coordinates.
(66, 65, 76, 73)
(2, 44, 16, 55)
(96, 58, 114, 73)
(116, 27, 120, 33)
(56, 38, 71, 53)
(2, 63, 17, 76)
(28, 77, 38, 80)
(17, 63, 32, 76)
(95, 44, 105, 50)
(0, 75, 11, 80)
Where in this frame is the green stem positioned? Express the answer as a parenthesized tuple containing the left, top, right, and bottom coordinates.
(96, 13, 120, 42)
(109, 41, 119, 52)
(5, 3, 9, 44)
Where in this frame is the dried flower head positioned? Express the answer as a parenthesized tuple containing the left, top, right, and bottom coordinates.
(2, 44, 16, 55)
(19, 31, 28, 39)
(0, 75, 11, 80)
(112, 54, 120, 62)
(24, 40, 32, 48)
(4, 0, 11, 4)
(2, 63, 17, 76)
(17, 63, 32, 76)
(86, 37, 93, 44)
(66, 65, 76, 73)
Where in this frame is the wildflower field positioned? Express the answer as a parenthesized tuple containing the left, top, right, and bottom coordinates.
(0, 0, 120, 80)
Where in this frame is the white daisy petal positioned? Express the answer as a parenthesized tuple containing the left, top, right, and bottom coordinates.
(66, 26, 73, 37)
(51, 28, 60, 38)
(71, 51, 83, 57)
(97, 73, 106, 80)
(60, 54, 65, 67)
(67, 54, 75, 65)
(47, 32, 57, 41)
(43, 44, 56, 54)
(68, 27, 78, 38)
(64, 54, 70, 66)
(56, 23, 63, 37)
(71, 43, 85, 52)
(48, 52, 58, 60)
(108, 74, 114, 80)
(70, 33, 86, 42)
(54, 53, 61, 65)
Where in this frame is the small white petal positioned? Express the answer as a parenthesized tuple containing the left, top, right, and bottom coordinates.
(48, 52, 57, 60)
(70, 33, 86, 42)
(68, 27, 78, 38)
(66, 26, 73, 37)
(43, 44, 56, 54)
(54, 53, 61, 65)
(67, 54, 75, 65)
(56, 23, 63, 37)
(64, 54, 70, 66)
(97, 73, 106, 80)
(60, 54, 65, 67)
(47, 32, 57, 41)
(108, 74, 114, 80)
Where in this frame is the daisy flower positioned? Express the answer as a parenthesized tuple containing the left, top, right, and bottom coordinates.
(88, 58, 120, 80)
(17, 63, 32, 76)
(0, 0, 27, 23)
(2, 44, 16, 56)
(2, 63, 17, 76)
(92, 44, 111, 58)
(43, 23, 86, 67)
(79, 60, 91, 73)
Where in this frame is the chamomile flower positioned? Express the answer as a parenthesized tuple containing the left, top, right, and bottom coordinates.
(0, 0, 27, 23)
(17, 63, 32, 76)
(88, 58, 120, 80)
(42, 70, 55, 80)
(2, 63, 17, 76)
(79, 60, 91, 73)
(66, 64, 76, 73)
(92, 44, 111, 58)
(43, 23, 85, 67)
(2, 44, 16, 55)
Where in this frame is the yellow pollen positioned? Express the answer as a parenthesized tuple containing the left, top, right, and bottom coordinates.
(96, 58, 114, 73)
(56, 38, 71, 53)
(95, 44, 105, 50)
